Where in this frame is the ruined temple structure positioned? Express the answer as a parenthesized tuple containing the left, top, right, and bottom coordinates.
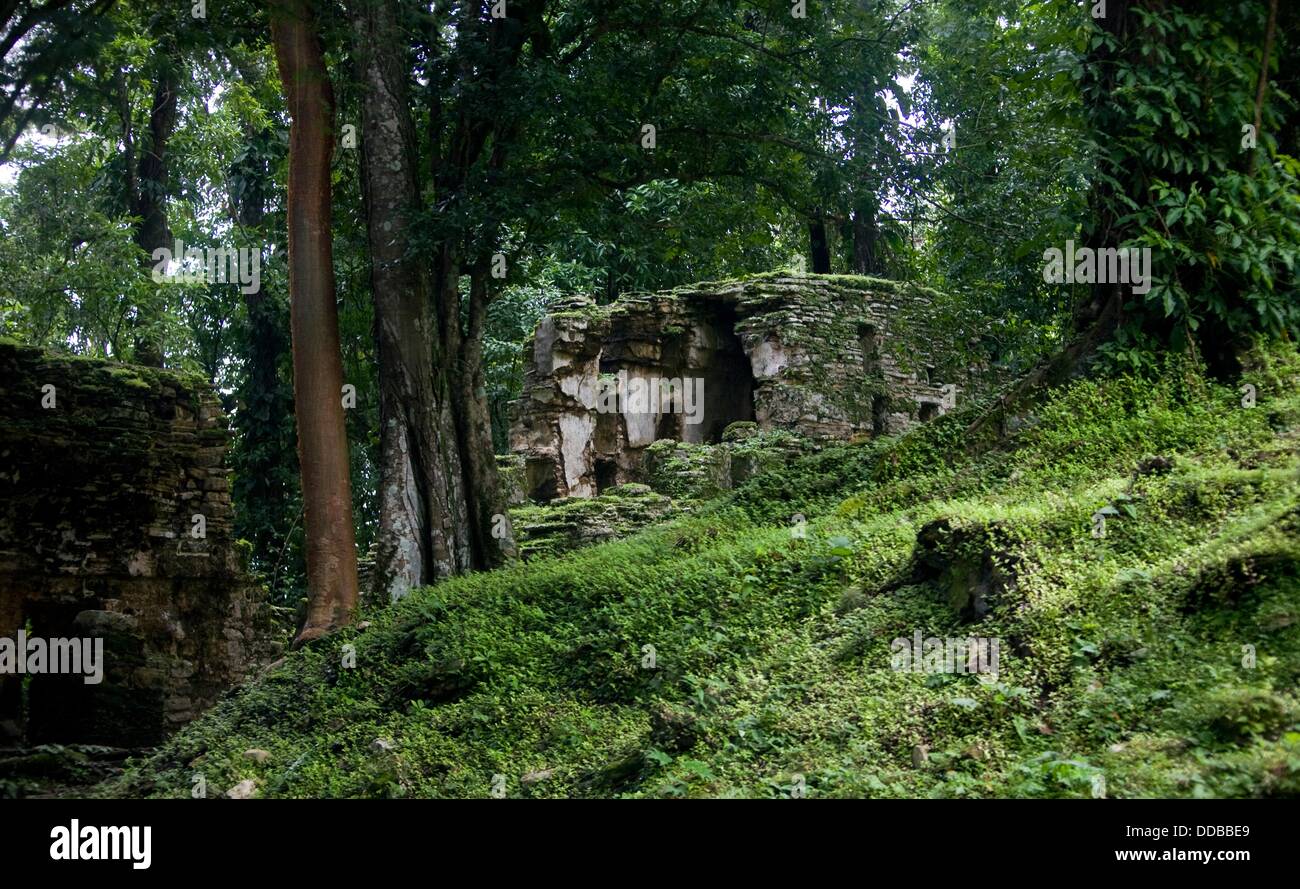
(0, 341, 270, 747)
(510, 274, 992, 502)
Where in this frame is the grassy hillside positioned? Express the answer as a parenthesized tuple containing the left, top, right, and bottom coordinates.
(107, 345, 1300, 798)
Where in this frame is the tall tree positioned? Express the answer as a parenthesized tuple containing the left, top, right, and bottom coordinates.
(124, 54, 179, 367)
(270, 0, 360, 641)
(349, 0, 474, 598)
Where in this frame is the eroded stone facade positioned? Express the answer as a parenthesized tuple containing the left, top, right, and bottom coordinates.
(510, 274, 989, 501)
(0, 342, 270, 746)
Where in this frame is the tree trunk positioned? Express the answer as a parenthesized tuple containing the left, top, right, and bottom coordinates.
(350, 0, 532, 598)
(1247, 0, 1279, 174)
(434, 255, 513, 573)
(809, 218, 831, 273)
(270, 0, 360, 642)
(1276, 1, 1299, 157)
(1074, 0, 1133, 337)
(350, 0, 472, 601)
(964, 0, 1142, 449)
(851, 205, 883, 275)
(131, 66, 178, 368)
(456, 268, 515, 565)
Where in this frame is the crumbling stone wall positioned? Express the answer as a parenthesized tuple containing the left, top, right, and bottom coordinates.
(510, 274, 992, 501)
(0, 341, 269, 746)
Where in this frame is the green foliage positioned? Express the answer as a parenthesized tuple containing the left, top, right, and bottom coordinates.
(0, 138, 157, 356)
(908, 0, 1088, 368)
(1081, 0, 1300, 348)
(103, 343, 1300, 799)
(2, 2, 1299, 799)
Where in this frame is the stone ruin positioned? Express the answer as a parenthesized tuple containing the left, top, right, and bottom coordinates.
(0, 341, 270, 747)
(510, 274, 990, 502)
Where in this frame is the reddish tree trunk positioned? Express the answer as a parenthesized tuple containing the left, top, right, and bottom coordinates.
(270, 0, 359, 642)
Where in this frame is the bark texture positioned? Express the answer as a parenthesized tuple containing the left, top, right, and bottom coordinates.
(809, 218, 832, 273)
(350, 0, 471, 600)
(271, 0, 360, 641)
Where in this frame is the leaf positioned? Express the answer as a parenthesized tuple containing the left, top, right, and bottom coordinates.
(680, 759, 715, 781)
(827, 535, 855, 557)
(646, 749, 673, 766)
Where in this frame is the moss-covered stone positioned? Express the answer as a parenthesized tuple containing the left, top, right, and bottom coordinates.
(0, 341, 274, 750)
(509, 486, 678, 559)
(82, 343, 1300, 800)
(509, 274, 1001, 502)
(722, 420, 759, 442)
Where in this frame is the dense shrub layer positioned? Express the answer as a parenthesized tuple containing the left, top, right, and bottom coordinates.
(106, 346, 1300, 798)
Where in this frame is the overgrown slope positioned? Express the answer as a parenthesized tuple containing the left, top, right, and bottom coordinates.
(107, 346, 1300, 798)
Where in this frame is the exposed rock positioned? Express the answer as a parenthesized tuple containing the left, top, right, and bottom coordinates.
(912, 518, 1019, 622)
(72, 610, 140, 638)
(643, 439, 732, 501)
(511, 275, 996, 502)
(722, 420, 759, 442)
(509, 485, 678, 559)
(0, 743, 132, 794)
(496, 453, 529, 506)
(1135, 454, 1176, 476)
(520, 768, 554, 786)
(650, 704, 699, 753)
(225, 779, 257, 799)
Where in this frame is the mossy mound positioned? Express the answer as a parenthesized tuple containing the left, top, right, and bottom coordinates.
(101, 344, 1300, 799)
(509, 485, 678, 559)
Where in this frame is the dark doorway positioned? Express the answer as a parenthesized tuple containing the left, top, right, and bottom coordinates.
(858, 323, 881, 375)
(687, 302, 755, 444)
(872, 395, 890, 436)
(526, 456, 560, 503)
(21, 601, 159, 746)
(595, 458, 618, 493)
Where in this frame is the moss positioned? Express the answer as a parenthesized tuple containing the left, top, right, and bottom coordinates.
(105, 366, 156, 391)
(722, 421, 759, 442)
(97, 342, 1300, 799)
(643, 440, 731, 501)
(495, 454, 526, 504)
(509, 486, 678, 559)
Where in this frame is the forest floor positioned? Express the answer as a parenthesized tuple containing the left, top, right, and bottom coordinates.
(79, 343, 1300, 798)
